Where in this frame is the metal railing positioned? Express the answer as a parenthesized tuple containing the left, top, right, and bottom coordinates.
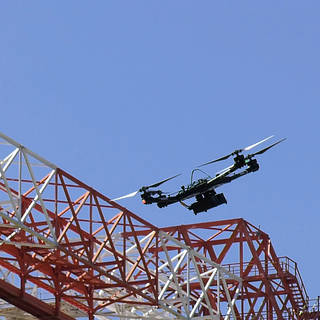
(222, 256, 311, 311)
(222, 309, 298, 319)
(307, 296, 320, 313)
(279, 256, 309, 305)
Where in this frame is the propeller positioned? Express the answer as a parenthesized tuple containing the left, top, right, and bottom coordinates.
(111, 190, 139, 201)
(111, 174, 180, 202)
(243, 135, 274, 152)
(144, 174, 181, 189)
(248, 138, 286, 157)
(198, 135, 274, 167)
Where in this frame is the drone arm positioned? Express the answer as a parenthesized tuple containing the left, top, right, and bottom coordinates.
(156, 195, 180, 208)
(207, 166, 255, 190)
(206, 164, 236, 185)
(219, 168, 256, 185)
(227, 170, 251, 181)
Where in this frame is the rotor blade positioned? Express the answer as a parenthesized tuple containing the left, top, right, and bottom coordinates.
(251, 138, 286, 156)
(111, 190, 139, 201)
(243, 135, 274, 151)
(198, 153, 232, 167)
(146, 174, 181, 189)
(199, 135, 275, 167)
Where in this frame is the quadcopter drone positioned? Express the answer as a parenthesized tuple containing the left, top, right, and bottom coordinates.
(112, 136, 286, 215)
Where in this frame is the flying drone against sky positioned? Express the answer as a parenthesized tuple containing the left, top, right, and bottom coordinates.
(112, 136, 286, 214)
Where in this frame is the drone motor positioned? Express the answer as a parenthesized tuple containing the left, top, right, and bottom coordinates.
(246, 158, 259, 172)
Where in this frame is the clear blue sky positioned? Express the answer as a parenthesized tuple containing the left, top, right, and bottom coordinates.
(1, 1, 319, 300)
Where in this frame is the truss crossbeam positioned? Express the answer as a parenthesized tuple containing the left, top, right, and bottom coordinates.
(0, 132, 316, 320)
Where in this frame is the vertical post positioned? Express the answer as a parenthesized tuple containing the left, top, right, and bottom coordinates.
(155, 232, 159, 305)
(240, 231, 244, 319)
(217, 269, 220, 317)
(265, 238, 269, 290)
(90, 194, 93, 236)
(54, 288, 61, 317)
(123, 214, 126, 278)
(18, 147, 22, 219)
(187, 249, 190, 319)
(54, 171, 59, 239)
(267, 239, 271, 320)
(88, 310, 94, 320)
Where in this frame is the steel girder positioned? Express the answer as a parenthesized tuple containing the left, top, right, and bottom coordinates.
(80, 231, 242, 319)
(0, 132, 160, 318)
(0, 132, 316, 320)
(0, 230, 242, 320)
(160, 219, 313, 319)
(0, 132, 240, 319)
(153, 230, 242, 319)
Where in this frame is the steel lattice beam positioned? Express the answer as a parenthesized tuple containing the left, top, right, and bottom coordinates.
(0, 132, 240, 319)
(0, 132, 160, 319)
(160, 219, 313, 319)
(0, 132, 317, 320)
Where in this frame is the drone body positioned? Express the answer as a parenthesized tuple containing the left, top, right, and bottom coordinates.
(112, 136, 285, 215)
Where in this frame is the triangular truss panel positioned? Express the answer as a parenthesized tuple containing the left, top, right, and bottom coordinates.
(88, 230, 241, 319)
(155, 231, 241, 319)
(0, 132, 318, 320)
(0, 135, 57, 249)
(0, 132, 160, 318)
(161, 219, 316, 319)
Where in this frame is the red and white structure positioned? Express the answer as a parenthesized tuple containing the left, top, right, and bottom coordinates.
(0, 132, 318, 320)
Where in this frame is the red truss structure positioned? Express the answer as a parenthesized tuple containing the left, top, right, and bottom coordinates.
(160, 219, 320, 319)
(0, 133, 161, 319)
(0, 132, 318, 320)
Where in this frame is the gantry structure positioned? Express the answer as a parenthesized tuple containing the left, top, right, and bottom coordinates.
(0, 132, 318, 320)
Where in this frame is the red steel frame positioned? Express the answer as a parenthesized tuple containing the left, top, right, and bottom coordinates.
(0, 166, 160, 319)
(0, 133, 318, 319)
(160, 219, 315, 319)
